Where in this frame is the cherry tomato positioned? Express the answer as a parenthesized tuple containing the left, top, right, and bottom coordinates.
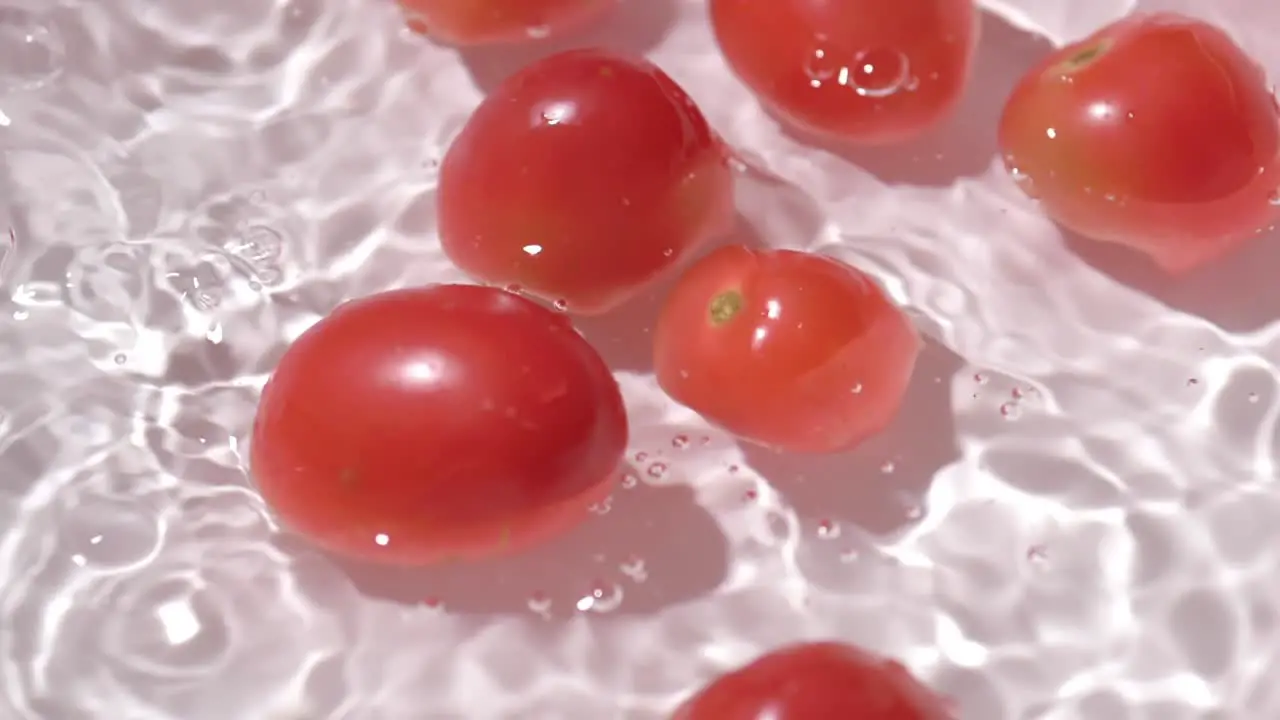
(709, 0, 978, 145)
(437, 48, 736, 315)
(998, 13, 1280, 273)
(653, 246, 919, 454)
(250, 284, 627, 566)
(398, 0, 614, 47)
(674, 642, 952, 720)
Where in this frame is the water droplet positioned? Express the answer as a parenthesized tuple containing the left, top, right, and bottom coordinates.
(671, 434, 690, 449)
(973, 372, 988, 384)
(503, 283, 524, 294)
(526, 591, 552, 619)
(619, 555, 648, 583)
(646, 462, 668, 480)
(620, 472, 639, 489)
(999, 401, 1021, 420)
(112, 353, 127, 365)
(1268, 190, 1280, 206)
(850, 382, 864, 394)
(552, 298, 568, 311)
(587, 496, 613, 515)
(0, 7, 65, 92)
(634, 451, 648, 463)
(817, 519, 840, 539)
(576, 580, 623, 613)
(662, 247, 675, 258)
(880, 461, 896, 474)
(525, 24, 551, 39)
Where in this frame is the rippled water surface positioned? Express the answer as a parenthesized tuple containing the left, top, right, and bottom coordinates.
(2, 0, 1279, 717)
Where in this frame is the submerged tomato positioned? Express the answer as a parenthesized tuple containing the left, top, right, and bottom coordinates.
(709, 0, 978, 144)
(398, 0, 613, 47)
(250, 285, 627, 566)
(674, 642, 952, 720)
(653, 246, 919, 454)
(998, 13, 1280, 273)
(438, 48, 736, 315)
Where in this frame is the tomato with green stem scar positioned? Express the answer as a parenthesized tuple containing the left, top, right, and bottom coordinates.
(653, 245, 919, 454)
(999, 13, 1280, 273)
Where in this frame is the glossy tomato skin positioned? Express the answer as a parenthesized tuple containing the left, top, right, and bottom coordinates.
(399, 0, 614, 47)
(674, 642, 953, 720)
(998, 13, 1280, 273)
(653, 246, 919, 454)
(250, 285, 627, 566)
(710, 0, 978, 145)
(438, 48, 736, 315)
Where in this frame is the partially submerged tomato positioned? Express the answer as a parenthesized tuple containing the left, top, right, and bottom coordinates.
(999, 13, 1280, 272)
(399, 0, 614, 47)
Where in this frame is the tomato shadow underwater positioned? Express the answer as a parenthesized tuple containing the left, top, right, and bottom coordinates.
(1065, 226, 1280, 334)
(764, 10, 1052, 188)
(456, 0, 679, 93)
(738, 336, 962, 538)
(326, 464, 730, 619)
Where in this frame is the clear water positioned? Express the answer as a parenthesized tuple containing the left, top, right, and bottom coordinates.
(1, 0, 1278, 717)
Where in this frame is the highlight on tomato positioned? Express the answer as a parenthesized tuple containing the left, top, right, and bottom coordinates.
(250, 284, 628, 566)
(998, 12, 1280, 273)
(673, 641, 953, 719)
(437, 48, 736, 316)
(398, 0, 614, 47)
(653, 245, 919, 454)
(709, 0, 979, 145)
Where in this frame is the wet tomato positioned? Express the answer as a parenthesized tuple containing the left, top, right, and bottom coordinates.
(438, 48, 736, 315)
(250, 285, 627, 566)
(398, 0, 614, 47)
(674, 642, 952, 720)
(653, 246, 919, 454)
(998, 13, 1280, 273)
(709, 0, 978, 145)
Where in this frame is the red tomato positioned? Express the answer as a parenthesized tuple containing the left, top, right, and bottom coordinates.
(674, 642, 953, 720)
(250, 285, 627, 566)
(437, 48, 736, 315)
(398, 0, 613, 47)
(998, 13, 1280, 274)
(653, 246, 919, 454)
(709, 0, 978, 145)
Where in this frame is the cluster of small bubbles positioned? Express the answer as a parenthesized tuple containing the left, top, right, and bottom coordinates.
(803, 44, 913, 98)
(576, 580, 623, 613)
(0, 5, 66, 92)
(224, 224, 285, 288)
(816, 519, 841, 539)
(671, 434, 690, 449)
(646, 462, 668, 480)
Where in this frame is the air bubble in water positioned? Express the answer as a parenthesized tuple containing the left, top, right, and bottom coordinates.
(619, 471, 639, 489)
(671, 434, 690, 449)
(552, 298, 568, 311)
(646, 462, 668, 479)
(1000, 401, 1021, 420)
(0, 6, 65, 92)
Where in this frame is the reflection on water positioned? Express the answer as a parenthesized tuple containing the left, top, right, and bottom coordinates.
(1, 0, 1280, 717)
